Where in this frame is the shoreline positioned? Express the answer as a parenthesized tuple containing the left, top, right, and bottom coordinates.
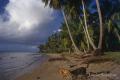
(0, 52, 48, 80)
(15, 53, 120, 80)
(15, 54, 67, 80)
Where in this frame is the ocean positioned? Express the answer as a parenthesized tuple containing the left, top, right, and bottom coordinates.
(0, 52, 46, 80)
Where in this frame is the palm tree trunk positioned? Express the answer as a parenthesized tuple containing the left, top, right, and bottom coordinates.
(95, 0, 103, 49)
(79, 18, 90, 51)
(61, 7, 82, 54)
(83, 24, 90, 51)
(82, 0, 97, 50)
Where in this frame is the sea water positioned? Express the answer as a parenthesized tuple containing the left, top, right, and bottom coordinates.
(0, 52, 46, 80)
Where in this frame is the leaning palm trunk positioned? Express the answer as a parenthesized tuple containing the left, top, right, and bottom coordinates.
(79, 18, 90, 51)
(61, 7, 82, 54)
(83, 24, 90, 51)
(95, 0, 103, 50)
(82, 0, 97, 50)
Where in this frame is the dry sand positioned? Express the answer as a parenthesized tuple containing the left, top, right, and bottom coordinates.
(15, 54, 120, 80)
(15, 54, 68, 80)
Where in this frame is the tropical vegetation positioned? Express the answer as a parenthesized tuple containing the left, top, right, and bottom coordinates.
(39, 0, 120, 55)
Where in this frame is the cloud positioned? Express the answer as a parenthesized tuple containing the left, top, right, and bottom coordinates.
(0, 0, 63, 52)
(0, 0, 62, 45)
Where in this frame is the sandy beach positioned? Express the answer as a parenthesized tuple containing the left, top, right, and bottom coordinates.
(15, 53, 120, 80)
(15, 54, 68, 80)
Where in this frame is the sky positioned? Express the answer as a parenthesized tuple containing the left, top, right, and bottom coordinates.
(0, 0, 63, 52)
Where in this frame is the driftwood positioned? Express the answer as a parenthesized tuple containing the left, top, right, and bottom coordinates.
(48, 57, 67, 62)
(59, 66, 88, 80)
(58, 53, 114, 80)
(70, 67, 87, 76)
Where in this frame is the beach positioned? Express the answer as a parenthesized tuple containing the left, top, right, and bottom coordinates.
(15, 54, 68, 80)
(0, 52, 47, 80)
(15, 53, 120, 80)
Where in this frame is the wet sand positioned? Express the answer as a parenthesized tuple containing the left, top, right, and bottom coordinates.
(15, 54, 67, 80)
(15, 54, 120, 80)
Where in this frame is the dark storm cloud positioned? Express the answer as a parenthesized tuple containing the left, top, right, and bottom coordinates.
(0, 0, 63, 52)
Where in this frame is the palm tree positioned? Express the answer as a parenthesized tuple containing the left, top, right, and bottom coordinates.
(82, 0, 97, 50)
(95, 0, 103, 52)
(79, 19, 90, 51)
(60, 0, 96, 52)
(42, 0, 82, 54)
